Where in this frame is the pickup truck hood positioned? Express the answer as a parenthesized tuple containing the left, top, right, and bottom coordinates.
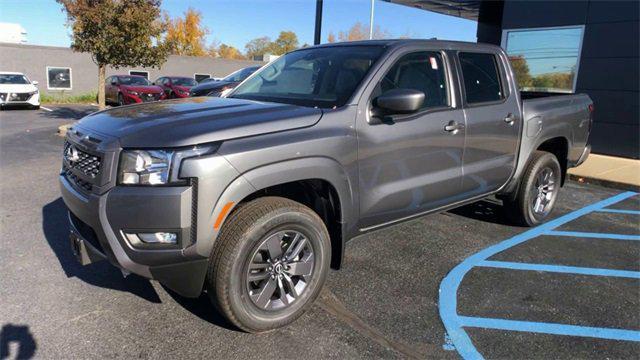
(74, 97, 323, 148)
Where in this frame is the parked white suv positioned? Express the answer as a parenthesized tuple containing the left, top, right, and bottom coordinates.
(0, 72, 40, 109)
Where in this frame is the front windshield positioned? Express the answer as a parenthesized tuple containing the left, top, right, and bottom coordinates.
(223, 67, 258, 82)
(230, 46, 385, 108)
(0, 74, 30, 84)
(172, 77, 197, 86)
(119, 76, 150, 86)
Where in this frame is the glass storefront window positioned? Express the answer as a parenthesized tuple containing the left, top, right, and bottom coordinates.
(502, 26, 584, 93)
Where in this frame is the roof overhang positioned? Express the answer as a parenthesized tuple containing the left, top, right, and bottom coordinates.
(383, 0, 480, 21)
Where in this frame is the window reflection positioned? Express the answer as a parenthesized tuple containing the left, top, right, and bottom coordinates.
(504, 27, 583, 93)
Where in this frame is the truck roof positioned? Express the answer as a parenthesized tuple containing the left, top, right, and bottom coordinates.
(301, 39, 502, 53)
(0, 71, 25, 75)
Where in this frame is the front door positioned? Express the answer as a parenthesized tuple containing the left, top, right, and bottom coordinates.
(357, 50, 465, 229)
(457, 52, 522, 197)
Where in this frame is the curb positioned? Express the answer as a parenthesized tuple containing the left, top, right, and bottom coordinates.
(568, 174, 640, 192)
(57, 123, 72, 137)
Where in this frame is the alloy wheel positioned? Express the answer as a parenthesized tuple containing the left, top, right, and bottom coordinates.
(245, 230, 315, 311)
(531, 167, 556, 216)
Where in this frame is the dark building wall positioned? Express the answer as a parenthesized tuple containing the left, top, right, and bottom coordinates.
(478, 0, 639, 159)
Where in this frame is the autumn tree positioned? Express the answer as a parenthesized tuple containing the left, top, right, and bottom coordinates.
(165, 7, 208, 56)
(245, 36, 272, 59)
(337, 22, 390, 42)
(270, 31, 299, 55)
(327, 32, 336, 43)
(217, 44, 246, 60)
(58, 0, 170, 109)
(508, 55, 533, 88)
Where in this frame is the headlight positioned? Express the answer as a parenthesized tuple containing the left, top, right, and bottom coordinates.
(128, 91, 139, 96)
(118, 145, 218, 185)
(119, 150, 172, 185)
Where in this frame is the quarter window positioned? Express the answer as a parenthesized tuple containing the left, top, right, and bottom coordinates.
(379, 52, 449, 110)
(459, 52, 504, 104)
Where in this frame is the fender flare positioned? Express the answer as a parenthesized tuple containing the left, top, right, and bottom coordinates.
(193, 157, 356, 265)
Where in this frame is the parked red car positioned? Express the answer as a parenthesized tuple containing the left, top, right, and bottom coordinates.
(153, 76, 198, 99)
(105, 75, 165, 106)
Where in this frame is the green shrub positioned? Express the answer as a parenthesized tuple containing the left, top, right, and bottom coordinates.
(40, 92, 97, 104)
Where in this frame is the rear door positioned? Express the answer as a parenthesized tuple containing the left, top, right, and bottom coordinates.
(457, 51, 521, 197)
(356, 48, 466, 229)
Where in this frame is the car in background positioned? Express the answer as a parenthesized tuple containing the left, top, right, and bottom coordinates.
(154, 76, 198, 99)
(0, 72, 40, 110)
(105, 75, 165, 106)
(189, 66, 261, 97)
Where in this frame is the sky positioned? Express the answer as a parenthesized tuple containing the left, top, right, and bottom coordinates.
(0, 0, 477, 50)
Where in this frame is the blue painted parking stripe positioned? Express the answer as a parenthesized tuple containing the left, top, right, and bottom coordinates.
(597, 208, 640, 215)
(439, 191, 638, 360)
(546, 230, 640, 241)
(459, 316, 640, 342)
(478, 260, 640, 279)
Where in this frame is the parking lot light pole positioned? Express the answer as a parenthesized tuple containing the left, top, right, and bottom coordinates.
(369, 0, 375, 40)
(314, 0, 323, 45)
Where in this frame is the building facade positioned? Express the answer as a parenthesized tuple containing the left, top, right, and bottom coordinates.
(0, 42, 262, 97)
(478, 0, 639, 159)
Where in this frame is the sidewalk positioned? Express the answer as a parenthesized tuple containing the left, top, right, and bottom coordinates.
(568, 154, 640, 190)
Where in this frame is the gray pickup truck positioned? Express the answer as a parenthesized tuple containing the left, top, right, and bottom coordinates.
(60, 40, 592, 332)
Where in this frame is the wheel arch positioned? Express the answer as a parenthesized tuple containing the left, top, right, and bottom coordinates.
(212, 157, 356, 270)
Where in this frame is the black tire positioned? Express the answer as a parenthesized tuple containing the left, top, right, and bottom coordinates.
(32, 105, 40, 110)
(117, 93, 124, 106)
(504, 150, 562, 227)
(206, 196, 331, 333)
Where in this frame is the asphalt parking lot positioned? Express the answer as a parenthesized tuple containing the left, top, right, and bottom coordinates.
(1, 105, 638, 359)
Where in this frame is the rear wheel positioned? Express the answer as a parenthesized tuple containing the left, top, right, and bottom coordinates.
(504, 151, 562, 226)
(117, 93, 124, 106)
(206, 197, 331, 333)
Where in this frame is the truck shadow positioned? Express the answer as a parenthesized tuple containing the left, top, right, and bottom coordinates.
(448, 199, 514, 226)
(162, 287, 238, 331)
(41, 198, 161, 303)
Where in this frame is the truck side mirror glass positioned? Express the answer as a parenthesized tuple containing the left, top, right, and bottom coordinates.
(111, 80, 117, 86)
(374, 88, 425, 114)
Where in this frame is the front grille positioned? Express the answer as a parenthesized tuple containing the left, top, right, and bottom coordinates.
(63, 141, 101, 178)
(63, 165, 93, 192)
(6, 92, 33, 101)
(141, 93, 161, 102)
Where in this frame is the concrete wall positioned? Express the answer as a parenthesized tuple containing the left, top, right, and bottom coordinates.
(0, 42, 263, 96)
(477, 0, 639, 159)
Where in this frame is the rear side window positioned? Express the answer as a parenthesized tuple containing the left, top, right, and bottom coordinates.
(380, 51, 449, 109)
(459, 52, 504, 104)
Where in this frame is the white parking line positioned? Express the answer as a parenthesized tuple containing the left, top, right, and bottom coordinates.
(40, 106, 53, 112)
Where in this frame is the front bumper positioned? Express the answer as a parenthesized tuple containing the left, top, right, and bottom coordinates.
(59, 174, 208, 297)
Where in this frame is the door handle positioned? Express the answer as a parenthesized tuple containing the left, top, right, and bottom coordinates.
(444, 121, 465, 133)
(504, 113, 515, 125)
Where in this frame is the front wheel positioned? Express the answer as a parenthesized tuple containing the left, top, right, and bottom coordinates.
(206, 197, 331, 333)
(504, 151, 562, 227)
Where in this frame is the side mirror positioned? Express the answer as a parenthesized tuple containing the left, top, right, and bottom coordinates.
(110, 80, 117, 86)
(32, 80, 38, 85)
(374, 88, 425, 114)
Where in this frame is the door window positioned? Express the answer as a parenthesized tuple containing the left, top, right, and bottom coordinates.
(379, 52, 449, 110)
(459, 52, 505, 104)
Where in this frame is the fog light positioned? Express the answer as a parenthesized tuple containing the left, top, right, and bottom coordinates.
(124, 231, 178, 246)
(138, 232, 177, 244)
